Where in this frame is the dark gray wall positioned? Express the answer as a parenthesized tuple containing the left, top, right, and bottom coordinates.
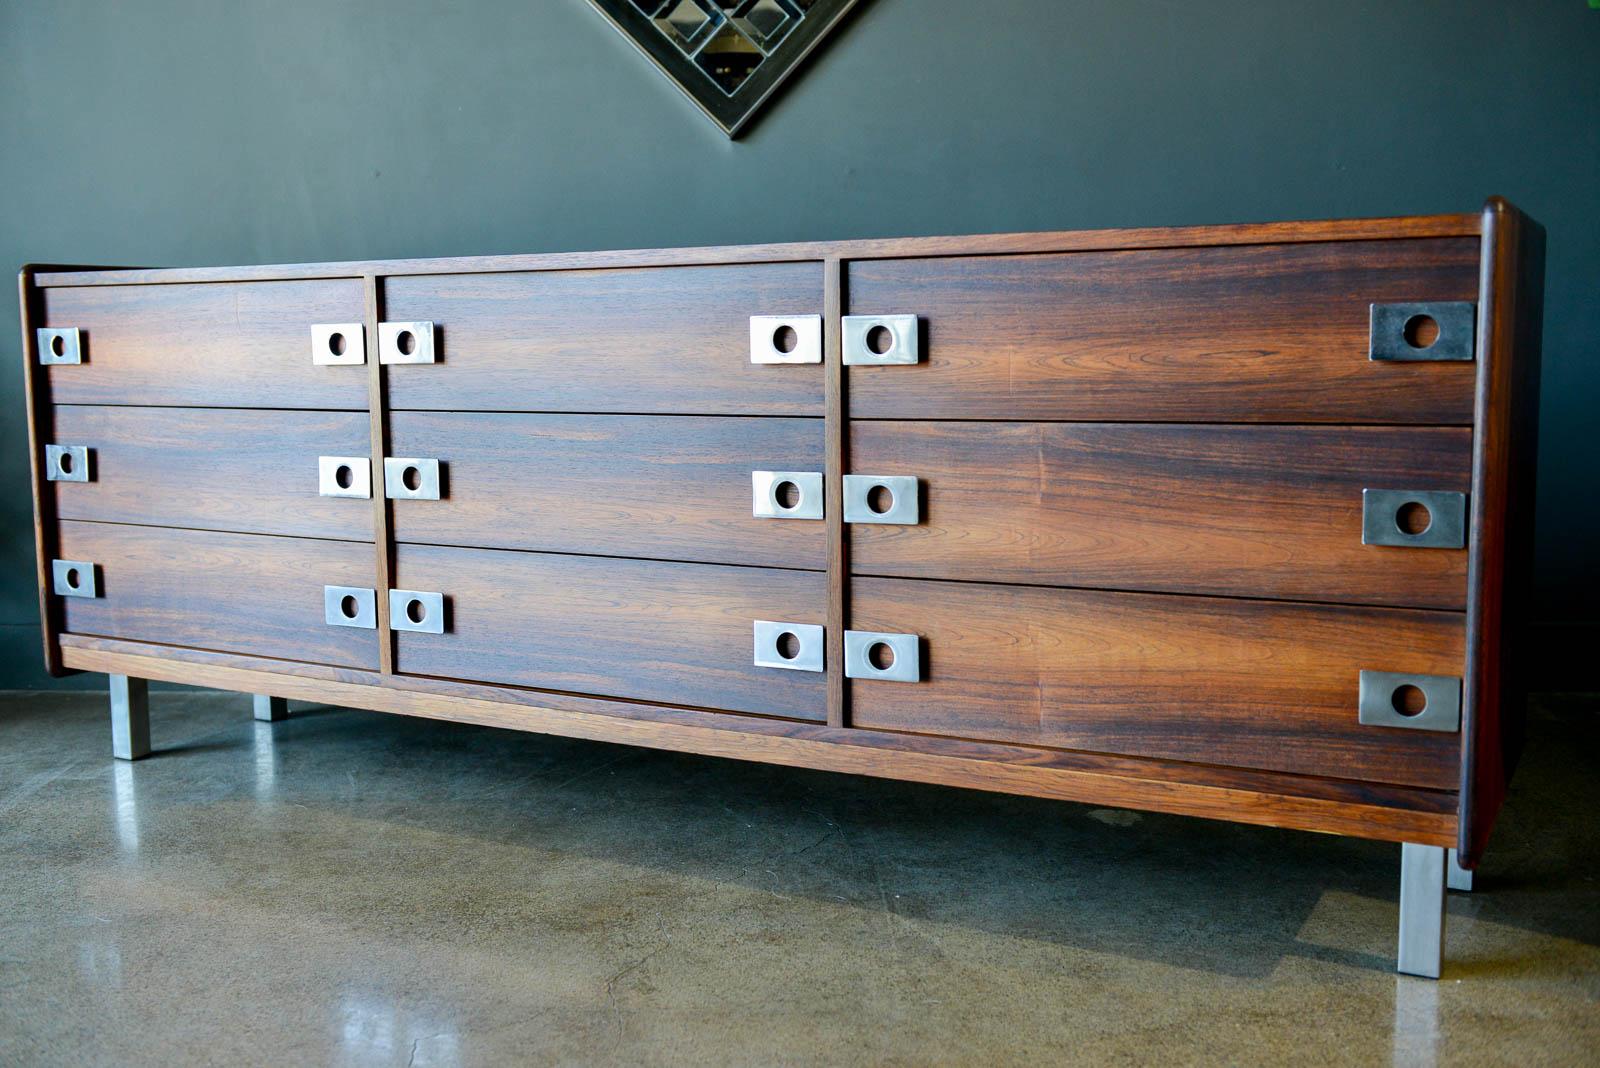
(2, 1, 1596, 687)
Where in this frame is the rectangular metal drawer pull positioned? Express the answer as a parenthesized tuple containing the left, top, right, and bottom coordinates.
(310, 323, 366, 366)
(842, 315, 919, 365)
(1361, 489, 1467, 549)
(324, 586, 377, 629)
(844, 630, 921, 682)
(753, 620, 824, 672)
(379, 321, 437, 364)
(36, 327, 82, 365)
(390, 589, 446, 634)
(1369, 302, 1475, 362)
(843, 474, 919, 525)
(752, 471, 824, 520)
(318, 456, 372, 499)
(45, 444, 92, 483)
(384, 458, 442, 500)
(1358, 670, 1461, 733)
(52, 559, 98, 598)
(749, 315, 822, 364)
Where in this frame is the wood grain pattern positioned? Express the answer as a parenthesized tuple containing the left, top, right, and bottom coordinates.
(57, 636, 1459, 847)
(19, 267, 67, 675)
(1459, 198, 1546, 866)
(383, 264, 823, 414)
(847, 239, 1481, 423)
(393, 545, 827, 720)
(50, 406, 373, 540)
(55, 521, 378, 669)
(31, 211, 1481, 289)
(40, 279, 367, 408)
(387, 413, 824, 568)
(850, 576, 1464, 789)
(849, 422, 1472, 608)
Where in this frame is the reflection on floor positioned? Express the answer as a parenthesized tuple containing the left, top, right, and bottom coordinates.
(1, 689, 1596, 1065)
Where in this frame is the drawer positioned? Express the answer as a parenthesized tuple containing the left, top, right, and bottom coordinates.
(392, 545, 826, 720)
(848, 423, 1471, 609)
(388, 413, 825, 568)
(50, 407, 374, 542)
(54, 521, 378, 669)
(41, 280, 367, 408)
(846, 238, 1480, 423)
(849, 576, 1463, 789)
(383, 263, 823, 414)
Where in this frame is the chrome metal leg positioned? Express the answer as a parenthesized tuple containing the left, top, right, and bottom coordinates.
(1447, 848, 1474, 892)
(109, 675, 150, 761)
(1398, 843, 1446, 979)
(252, 694, 289, 722)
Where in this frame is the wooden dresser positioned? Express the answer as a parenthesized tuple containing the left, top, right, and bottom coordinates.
(20, 198, 1543, 978)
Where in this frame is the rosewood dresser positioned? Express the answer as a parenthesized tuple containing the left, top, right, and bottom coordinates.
(20, 197, 1543, 979)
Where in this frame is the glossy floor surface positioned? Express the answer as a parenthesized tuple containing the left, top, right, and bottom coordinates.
(1, 689, 1596, 1066)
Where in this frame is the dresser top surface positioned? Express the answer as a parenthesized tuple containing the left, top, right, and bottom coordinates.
(23, 205, 1500, 290)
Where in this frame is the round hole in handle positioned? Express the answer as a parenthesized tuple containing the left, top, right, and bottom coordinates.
(402, 466, 422, 492)
(771, 324, 799, 354)
(866, 324, 895, 355)
(866, 484, 894, 515)
(406, 598, 427, 625)
(50, 333, 66, 357)
(396, 330, 417, 356)
(64, 567, 81, 590)
(57, 451, 75, 475)
(1402, 314, 1440, 350)
(775, 631, 801, 660)
(340, 595, 359, 619)
(1391, 683, 1428, 717)
(335, 464, 354, 490)
(1394, 501, 1433, 536)
(867, 641, 896, 671)
(327, 331, 347, 357)
(774, 480, 801, 510)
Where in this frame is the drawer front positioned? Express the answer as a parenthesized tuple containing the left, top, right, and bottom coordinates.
(383, 263, 824, 414)
(393, 545, 826, 720)
(849, 423, 1471, 609)
(41, 280, 367, 408)
(846, 238, 1480, 422)
(51, 407, 374, 541)
(388, 413, 825, 569)
(849, 576, 1463, 789)
(55, 521, 378, 669)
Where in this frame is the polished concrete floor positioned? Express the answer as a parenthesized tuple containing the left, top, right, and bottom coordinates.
(1, 689, 1596, 1067)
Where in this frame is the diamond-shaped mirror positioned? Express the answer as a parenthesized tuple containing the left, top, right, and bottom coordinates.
(588, 0, 862, 136)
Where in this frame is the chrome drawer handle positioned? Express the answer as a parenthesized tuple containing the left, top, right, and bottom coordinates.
(379, 321, 437, 364)
(753, 620, 824, 672)
(842, 315, 919, 365)
(1368, 302, 1474, 362)
(749, 315, 822, 364)
(318, 456, 372, 499)
(1358, 671, 1461, 733)
(52, 559, 98, 598)
(390, 589, 446, 634)
(45, 444, 92, 483)
(844, 631, 921, 683)
(384, 458, 442, 500)
(1361, 489, 1467, 549)
(843, 474, 919, 525)
(310, 323, 366, 366)
(36, 327, 82, 365)
(324, 586, 377, 629)
(752, 471, 823, 520)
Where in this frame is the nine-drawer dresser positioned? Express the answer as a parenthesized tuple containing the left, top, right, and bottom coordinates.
(21, 197, 1544, 978)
